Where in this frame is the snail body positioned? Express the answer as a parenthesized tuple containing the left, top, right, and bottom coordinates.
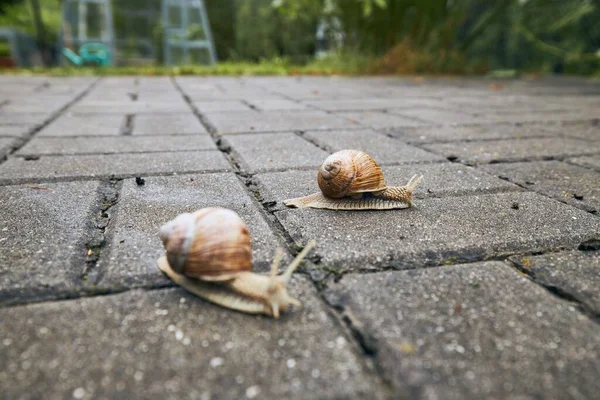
(284, 150, 423, 210)
(157, 207, 315, 318)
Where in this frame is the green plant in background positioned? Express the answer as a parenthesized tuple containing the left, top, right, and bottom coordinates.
(0, 0, 61, 39)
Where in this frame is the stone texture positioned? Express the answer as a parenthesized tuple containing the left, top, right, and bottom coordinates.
(192, 100, 252, 112)
(0, 284, 384, 400)
(511, 250, 600, 315)
(0, 125, 33, 138)
(247, 99, 309, 110)
(275, 192, 600, 271)
(483, 161, 600, 213)
(0, 181, 98, 304)
(97, 174, 294, 288)
(0, 137, 20, 159)
(0, 113, 49, 126)
(335, 111, 426, 129)
(390, 123, 556, 144)
(389, 107, 485, 125)
(306, 98, 442, 111)
(16, 136, 217, 156)
(302, 129, 445, 164)
(132, 114, 207, 135)
(422, 137, 597, 164)
(38, 114, 126, 137)
(224, 133, 329, 173)
(569, 155, 600, 171)
(255, 163, 520, 206)
(327, 262, 600, 399)
(205, 110, 358, 134)
(541, 120, 600, 141)
(0, 151, 230, 184)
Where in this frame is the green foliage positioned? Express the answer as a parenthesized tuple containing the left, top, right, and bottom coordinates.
(0, 0, 61, 39)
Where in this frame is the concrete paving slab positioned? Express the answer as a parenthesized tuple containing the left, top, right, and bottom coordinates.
(0, 284, 385, 400)
(389, 107, 485, 125)
(37, 114, 126, 137)
(192, 100, 252, 112)
(390, 123, 556, 144)
(16, 136, 217, 156)
(0, 137, 20, 159)
(205, 110, 359, 134)
(511, 251, 600, 315)
(97, 173, 292, 289)
(569, 155, 600, 171)
(247, 99, 309, 110)
(306, 98, 443, 111)
(422, 137, 597, 164)
(132, 114, 208, 135)
(0, 113, 49, 126)
(302, 129, 445, 164)
(0, 151, 230, 184)
(224, 133, 329, 173)
(0, 181, 98, 304)
(255, 163, 520, 206)
(540, 120, 600, 141)
(483, 161, 600, 213)
(275, 192, 600, 271)
(335, 111, 426, 129)
(0, 125, 32, 138)
(327, 262, 600, 399)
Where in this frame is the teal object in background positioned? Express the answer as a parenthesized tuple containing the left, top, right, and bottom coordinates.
(62, 42, 111, 66)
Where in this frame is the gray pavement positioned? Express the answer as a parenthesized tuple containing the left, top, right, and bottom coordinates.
(0, 75, 599, 399)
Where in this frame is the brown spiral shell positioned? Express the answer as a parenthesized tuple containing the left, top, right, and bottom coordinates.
(317, 150, 386, 198)
(159, 207, 252, 281)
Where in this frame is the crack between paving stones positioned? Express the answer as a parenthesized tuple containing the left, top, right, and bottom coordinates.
(293, 130, 333, 152)
(122, 114, 135, 135)
(80, 179, 122, 283)
(506, 258, 600, 324)
(13, 148, 220, 158)
(0, 282, 177, 309)
(1, 77, 101, 163)
(240, 99, 260, 111)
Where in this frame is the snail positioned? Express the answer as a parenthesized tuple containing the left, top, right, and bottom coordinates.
(283, 150, 423, 210)
(156, 207, 316, 318)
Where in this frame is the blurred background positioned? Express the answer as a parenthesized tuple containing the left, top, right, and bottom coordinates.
(0, 0, 599, 75)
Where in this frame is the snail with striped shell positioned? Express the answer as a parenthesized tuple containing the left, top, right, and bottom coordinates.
(284, 150, 423, 210)
(157, 207, 316, 318)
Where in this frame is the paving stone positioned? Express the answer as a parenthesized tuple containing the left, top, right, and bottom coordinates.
(306, 98, 442, 111)
(390, 123, 557, 144)
(132, 114, 207, 135)
(302, 129, 445, 164)
(539, 120, 600, 141)
(0, 137, 20, 159)
(483, 161, 600, 213)
(193, 100, 252, 112)
(224, 133, 329, 173)
(97, 173, 293, 288)
(16, 136, 217, 156)
(568, 155, 600, 171)
(0, 125, 32, 138)
(205, 110, 358, 134)
(0, 284, 384, 400)
(484, 109, 600, 124)
(255, 163, 520, 206)
(511, 250, 600, 315)
(389, 107, 485, 125)
(71, 101, 190, 114)
(327, 262, 600, 399)
(247, 99, 309, 110)
(441, 94, 561, 112)
(0, 151, 230, 184)
(0, 181, 98, 303)
(0, 113, 49, 126)
(335, 110, 426, 129)
(275, 192, 600, 271)
(37, 114, 126, 137)
(422, 137, 597, 164)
